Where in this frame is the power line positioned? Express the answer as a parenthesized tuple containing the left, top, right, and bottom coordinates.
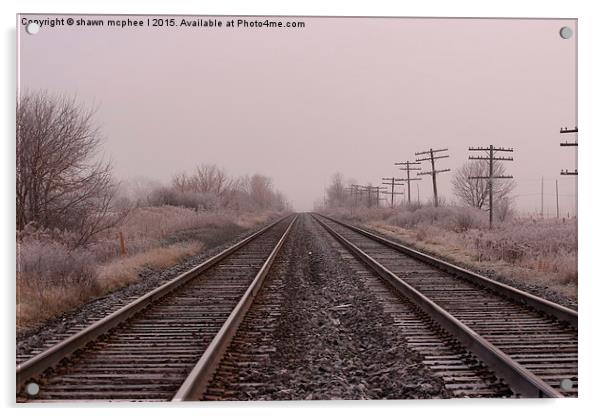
(394, 161, 422, 204)
(468, 145, 514, 229)
(358, 185, 386, 208)
(345, 184, 362, 214)
(560, 126, 578, 175)
(415, 148, 450, 207)
(381, 177, 405, 208)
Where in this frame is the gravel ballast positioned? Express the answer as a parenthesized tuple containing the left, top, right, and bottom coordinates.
(206, 213, 450, 400)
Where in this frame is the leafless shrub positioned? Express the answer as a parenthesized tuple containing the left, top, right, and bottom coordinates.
(495, 197, 515, 222)
(18, 238, 100, 326)
(454, 208, 479, 231)
(405, 201, 423, 212)
(18, 239, 98, 290)
(388, 206, 487, 231)
(464, 218, 577, 284)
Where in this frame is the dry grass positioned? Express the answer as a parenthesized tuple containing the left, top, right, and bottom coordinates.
(323, 205, 576, 299)
(16, 205, 281, 332)
(17, 240, 204, 331)
(96, 241, 204, 291)
(234, 211, 279, 229)
(364, 220, 577, 300)
(17, 285, 97, 331)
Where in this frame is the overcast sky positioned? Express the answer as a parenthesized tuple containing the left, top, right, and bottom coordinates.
(18, 15, 577, 214)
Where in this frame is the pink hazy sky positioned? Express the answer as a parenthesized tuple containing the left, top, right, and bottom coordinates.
(18, 15, 577, 214)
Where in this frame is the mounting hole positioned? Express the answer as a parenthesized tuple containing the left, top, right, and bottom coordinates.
(559, 378, 573, 391)
(26, 22, 40, 35)
(559, 26, 573, 39)
(25, 382, 40, 396)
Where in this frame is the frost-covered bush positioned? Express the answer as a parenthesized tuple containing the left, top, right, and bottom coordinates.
(458, 218, 577, 283)
(118, 206, 231, 242)
(18, 239, 98, 291)
(389, 206, 488, 231)
(322, 206, 396, 223)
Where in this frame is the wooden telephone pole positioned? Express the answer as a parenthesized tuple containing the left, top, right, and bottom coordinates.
(556, 179, 560, 218)
(560, 127, 578, 176)
(359, 185, 385, 208)
(468, 145, 514, 229)
(358, 186, 373, 208)
(415, 148, 450, 207)
(375, 186, 387, 208)
(345, 184, 361, 215)
(381, 177, 405, 208)
(394, 161, 422, 204)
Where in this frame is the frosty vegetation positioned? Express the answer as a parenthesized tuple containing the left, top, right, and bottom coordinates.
(318, 173, 577, 299)
(16, 92, 290, 330)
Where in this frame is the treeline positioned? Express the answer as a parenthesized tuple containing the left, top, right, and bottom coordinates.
(17, 91, 289, 248)
(320, 169, 515, 223)
(138, 165, 290, 213)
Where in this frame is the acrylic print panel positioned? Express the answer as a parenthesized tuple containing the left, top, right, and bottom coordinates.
(16, 14, 577, 402)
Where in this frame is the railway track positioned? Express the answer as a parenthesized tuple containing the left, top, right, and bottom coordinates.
(313, 214, 578, 398)
(17, 215, 297, 402)
(204, 213, 510, 399)
(16, 211, 577, 401)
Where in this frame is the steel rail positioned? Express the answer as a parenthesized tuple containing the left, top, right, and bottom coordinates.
(172, 216, 298, 401)
(313, 214, 563, 398)
(16, 215, 291, 391)
(316, 214, 577, 328)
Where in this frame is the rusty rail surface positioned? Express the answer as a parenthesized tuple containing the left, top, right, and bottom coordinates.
(172, 216, 297, 401)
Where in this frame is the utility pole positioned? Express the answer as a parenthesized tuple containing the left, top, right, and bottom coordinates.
(560, 127, 578, 176)
(360, 185, 386, 208)
(417, 182, 420, 203)
(359, 185, 375, 208)
(345, 184, 361, 215)
(541, 177, 544, 218)
(358, 186, 369, 207)
(415, 148, 450, 207)
(556, 179, 560, 218)
(376, 186, 387, 208)
(382, 177, 405, 208)
(468, 145, 514, 229)
(394, 161, 422, 204)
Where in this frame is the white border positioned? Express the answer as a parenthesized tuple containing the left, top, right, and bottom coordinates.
(2, 1, 600, 416)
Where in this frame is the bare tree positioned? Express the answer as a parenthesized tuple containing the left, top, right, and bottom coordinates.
(190, 164, 230, 196)
(171, 172, 189, 193)
(249, 174, 274, 210)
(17, 92, 119, 245)
(162, 167, 289, 212)
(326, 172, 346, 208)
(452, 160, 516, 210)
